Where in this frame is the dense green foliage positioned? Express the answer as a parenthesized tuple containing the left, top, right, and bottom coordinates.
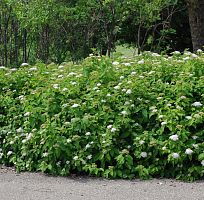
(0, 51, 204, 181)
(0, 0, 190, 66)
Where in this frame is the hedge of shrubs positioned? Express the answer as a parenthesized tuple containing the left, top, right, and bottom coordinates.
(0, 51, 204, 181)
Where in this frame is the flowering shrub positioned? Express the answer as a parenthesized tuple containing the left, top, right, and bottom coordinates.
(0, 51, 204, 181)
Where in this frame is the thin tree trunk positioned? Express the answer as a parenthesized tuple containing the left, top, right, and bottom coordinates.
(186, 0, 204, 51)
(23, 29, 27, 63)
(14, 20, 19, 65)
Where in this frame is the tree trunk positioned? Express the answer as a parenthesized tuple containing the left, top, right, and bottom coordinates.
(23, 29, 27, 63)
(186, 0, 204, 51)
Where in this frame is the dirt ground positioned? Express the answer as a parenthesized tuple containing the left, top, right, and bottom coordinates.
(1, 166, 204, 200)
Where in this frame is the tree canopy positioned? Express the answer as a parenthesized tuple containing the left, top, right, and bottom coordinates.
(0, 0, 202, 66)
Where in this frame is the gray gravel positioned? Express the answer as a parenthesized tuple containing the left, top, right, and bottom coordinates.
(1, 166, 204, 200)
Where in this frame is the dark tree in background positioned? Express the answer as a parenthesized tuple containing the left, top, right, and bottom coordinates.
(186, 0, 204, 51)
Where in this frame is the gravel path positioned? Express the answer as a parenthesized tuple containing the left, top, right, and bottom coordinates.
(1, 166, 204, 200)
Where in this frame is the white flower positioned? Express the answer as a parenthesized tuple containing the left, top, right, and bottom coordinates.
(120, 76, 124, 80)
(139, 140, 145, 145)
(22, 139, 27, 143)
(62, 88, 68, 92)
(158, 115, 164, 119)
(124, 63, 131, 66)
(161, 121, 167, 126)
(185, 148, 193, 155)
(112, 61, 119, 65)
(172, 153, 179, 159)
(191, 53, 198, 58)
(97, 83, 101, 87)
(192, 102, 203, 107)
(65, 122, 70, 126)
(192, 144, 198, 148)
(107, 93, 111, 97)
(140, 152, 147, 158)
(68, 72, 77, 76)
(58, 65, 64, 69)
(197, 49, 203, 53)
(85, 144, 91, 149)
(180, 96, 186, 100)
(18, 95, 25, 100)
(152, 109, 158, 113)
(131, 71, 136, 75)
(10, 68, 17, 72)
(122, 89, 127, 92)
(16, 127, 23, 133)
(70, 81, 77, 85)
(72, 103, 79, 108)
(29, 67, 37, 71)
(107, 125, 113, 129)
(152, 53, 160, 57)
(183, 57, 190, 61)
(194, 114, 200, 118)
(162, 146, 167, 150)
(87, 155, 92, 160)
(121, 110, 128, 115)
(24, 112, 30, 117)
(192, 135, 198, 140)
(10, 141, 14, 145)
(73, 156, 79, 160)
(173, 51, 181, 55)
(42, 152, 49, 157)
(85, 132, 91, 136)
(26, 133, 32, 140)
(7, 151, 13, 156)
(126, 89, 132, 94)
(185, 116, 192, 120)
(0, 66, 6, 70)
(21, 63, 29, 67)
(101, 99, 106, 103)
(201, 160, 204, 166)
(138, 59, 144, 64)
(53, 84, 59, 89)
(169, 134, 179, 141)
(66, 160, 70, 165)
(58, 75, 64, 78)
(67, 139, 72, 143)
(114, 85, 120, 90)
(111, 128, 117, 132)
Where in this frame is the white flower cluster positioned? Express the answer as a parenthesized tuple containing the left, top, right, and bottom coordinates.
(72, 103, 80, 108)
(107, 125, 117, 132)
(169, 134, 179, 141)
(192, 102, 202, 107)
